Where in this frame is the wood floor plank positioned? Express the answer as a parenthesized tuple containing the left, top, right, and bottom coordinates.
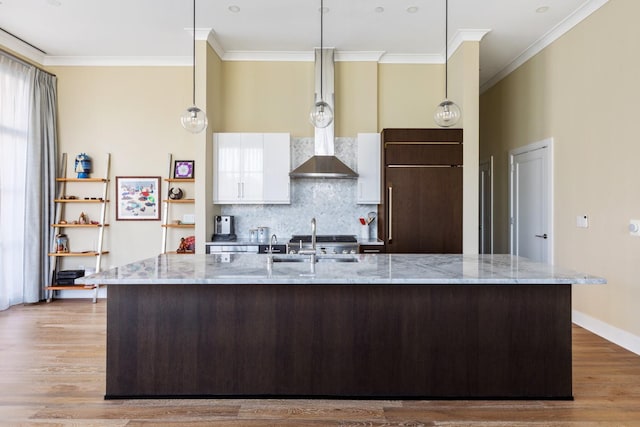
(1, 300, 640, 426)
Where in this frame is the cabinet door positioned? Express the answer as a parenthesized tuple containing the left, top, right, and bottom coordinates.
(262, 133, 290, 204)
(357, 133, 381, 204)
(239, 133, 264, 202)
(214, 133, 243, 203)
(386, 167, 462, 253)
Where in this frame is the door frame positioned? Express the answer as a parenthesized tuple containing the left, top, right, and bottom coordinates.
(479, 156, 494, 254)
(509, 138, 554, 264)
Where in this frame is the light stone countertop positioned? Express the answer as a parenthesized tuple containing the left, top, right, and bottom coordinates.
(77, 253, 606, 286)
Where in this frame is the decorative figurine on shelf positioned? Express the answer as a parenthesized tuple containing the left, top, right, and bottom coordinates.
(55, 233, 69, 253)
(176, 235, 195, 253)
(74, 153, 92, 178)
(78, 212, 89, 224)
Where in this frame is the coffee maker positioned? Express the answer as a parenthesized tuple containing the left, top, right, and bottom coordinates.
(212, 215, 236, 241)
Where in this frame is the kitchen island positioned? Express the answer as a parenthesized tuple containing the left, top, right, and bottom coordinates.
(79, 253, 605, 400)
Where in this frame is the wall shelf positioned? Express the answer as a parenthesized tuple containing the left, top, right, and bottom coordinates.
(161, 154, 196, 254)
(46, 153, 111, 303)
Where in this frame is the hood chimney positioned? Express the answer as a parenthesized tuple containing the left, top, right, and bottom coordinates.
(290, 48, 358, 179)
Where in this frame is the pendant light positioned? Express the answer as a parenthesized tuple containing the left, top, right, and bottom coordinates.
(181, 0, 208, 133)
(309, 0, 333, 128)
(434, 0, 461, 127)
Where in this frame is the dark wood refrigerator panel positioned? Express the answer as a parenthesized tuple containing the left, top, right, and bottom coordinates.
(386, 166, 462, 253)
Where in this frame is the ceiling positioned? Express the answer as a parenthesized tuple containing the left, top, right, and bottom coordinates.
(0, 0, 607, 90)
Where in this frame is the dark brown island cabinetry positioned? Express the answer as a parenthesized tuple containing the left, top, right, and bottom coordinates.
(378, 128, 463, 253)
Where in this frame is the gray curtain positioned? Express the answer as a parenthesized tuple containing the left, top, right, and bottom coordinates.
(23, 69, 58, 303)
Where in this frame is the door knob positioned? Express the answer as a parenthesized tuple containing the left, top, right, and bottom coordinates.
(535, 233, 548, 239)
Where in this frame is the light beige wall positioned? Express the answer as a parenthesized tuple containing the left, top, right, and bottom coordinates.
(219, 61, 379, 137)
(335, 62, 378, 135)
(378, 63, 444, 129)
(220, 61, 314, 136)
(480, 0, 640, 338)
(450, 41, 480, 254)
(195, 41, 219, 253)
(48, 64, 196, 267)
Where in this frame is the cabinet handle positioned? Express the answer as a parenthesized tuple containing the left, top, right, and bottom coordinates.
(237, 182, 241, 199)
(241, 182, 245, 199)
(388, 186, 393, 243)
(535, 233, 548, 239)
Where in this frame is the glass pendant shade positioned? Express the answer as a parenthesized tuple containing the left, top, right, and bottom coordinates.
(181, 105, 208, 134)
(181, 0, 207, 134)
(434, 99, 461, 127)
(309, 100, 333, 128)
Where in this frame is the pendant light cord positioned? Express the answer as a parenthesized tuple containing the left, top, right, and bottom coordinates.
(444, 0, 448, 99)
(192, 0, 196, 106)
(320, 0, 324, 102)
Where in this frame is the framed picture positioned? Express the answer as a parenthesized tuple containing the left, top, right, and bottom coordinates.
(115, 176, 161, 220)
(174, 160, 194, 179)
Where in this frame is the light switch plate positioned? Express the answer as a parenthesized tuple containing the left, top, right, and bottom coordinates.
(576, 215, 589, 228)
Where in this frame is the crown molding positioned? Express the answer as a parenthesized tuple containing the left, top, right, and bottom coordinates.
(43, 56, 190, 67)
(449, 29, 491, 59)
(481, 0, 611, 93)
(378, 53, 441, 64)
(0, 30, 46, 65)
(222, 51, 312, 62)
(335, 51, 385, 62)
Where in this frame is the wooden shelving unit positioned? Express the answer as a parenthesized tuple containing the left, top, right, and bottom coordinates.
(161, 154, 195, 254)
(46, 153, 110, 303)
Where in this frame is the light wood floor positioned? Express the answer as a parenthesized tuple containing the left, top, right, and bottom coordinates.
(1, 300, 639, 426)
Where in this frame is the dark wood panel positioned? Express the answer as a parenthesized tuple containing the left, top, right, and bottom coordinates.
(386, 166, 462, 253)
(107, 283, 572, 399)
(381, 128, 463, 143)
(385, 144, 462, 166)
(378, 128, 463, 248)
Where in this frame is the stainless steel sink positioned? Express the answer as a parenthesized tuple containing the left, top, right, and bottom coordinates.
(270, 255, 358, 263)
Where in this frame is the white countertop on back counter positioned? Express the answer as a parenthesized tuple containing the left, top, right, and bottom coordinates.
(77, 253, 606, 286)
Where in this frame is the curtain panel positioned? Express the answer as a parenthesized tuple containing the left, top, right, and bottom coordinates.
(0, 52, 57, 310)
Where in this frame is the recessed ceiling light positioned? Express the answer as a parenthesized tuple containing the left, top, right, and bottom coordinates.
(375, 6, 384, 13)
(406, 6, 419, 14)
(536, 6, 550, 13)
(228, 5, 240, 13)
(47, 0, 62, 6)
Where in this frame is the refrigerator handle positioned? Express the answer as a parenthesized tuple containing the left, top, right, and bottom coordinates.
(388, 186, 393, 243)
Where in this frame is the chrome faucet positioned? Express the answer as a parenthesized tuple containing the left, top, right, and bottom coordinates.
(268, 234, 278, 254)
(298, 217, 317, 268)
(267, 234, 278, 268)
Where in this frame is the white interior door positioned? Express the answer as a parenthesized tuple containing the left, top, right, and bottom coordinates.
(479, 157, 493, 254)
(509, 139, 553, 263)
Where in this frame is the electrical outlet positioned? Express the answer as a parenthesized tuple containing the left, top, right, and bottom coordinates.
(576, 215, 589, 228)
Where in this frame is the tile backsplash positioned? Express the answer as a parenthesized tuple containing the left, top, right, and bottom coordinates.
(221, 137, 378, 240)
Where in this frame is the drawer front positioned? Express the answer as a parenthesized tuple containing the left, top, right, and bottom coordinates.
(206, 244, 258, 254)
(385, 143, 462, 166)
(359, 245, 386, 254)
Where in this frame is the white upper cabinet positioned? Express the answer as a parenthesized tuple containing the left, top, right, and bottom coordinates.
(213, 133, 290, 204)
(357, 133, 381, 204)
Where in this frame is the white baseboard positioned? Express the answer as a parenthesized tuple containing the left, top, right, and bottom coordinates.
(573, 310, 640, 356)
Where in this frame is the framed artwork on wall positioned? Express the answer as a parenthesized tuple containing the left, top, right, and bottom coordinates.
(115, 176, 161, 220)
(174, 160, 194, 179)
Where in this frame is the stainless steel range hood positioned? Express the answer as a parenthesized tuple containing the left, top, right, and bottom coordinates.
(290, 48, 358, 179)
